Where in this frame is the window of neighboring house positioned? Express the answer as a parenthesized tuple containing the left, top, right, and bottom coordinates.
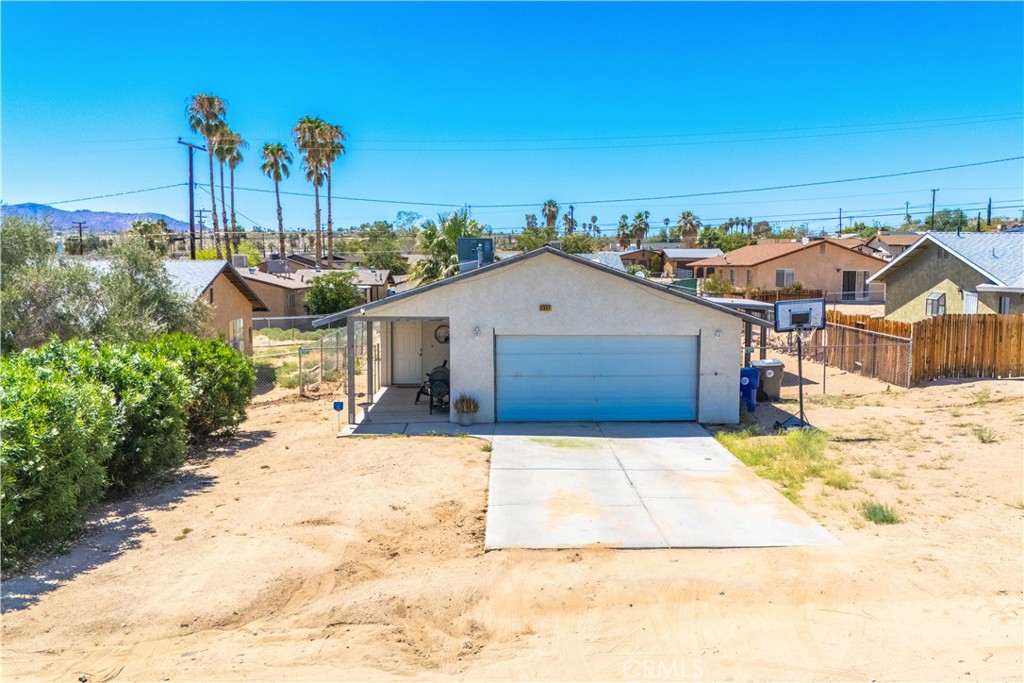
(999, 295, 1011, 314)
(925, 292, 946, 317)
(746, 269, 752, 285)
(775, 269, 795, 287)
(288, 293, 297, 311)
(937, 247, 949, 260)
(208, 288, 214, 304)
(729, 269, 735, 285)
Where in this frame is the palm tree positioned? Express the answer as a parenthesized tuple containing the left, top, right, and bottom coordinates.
(542, 200, 559, 231)
(675, 211, 702, 247)
(321, 122, 347, 268)
(260, 143, 293, 260)
(562, 212, 576, 234)
(631, 210, 650, 249)
(212, 124, 234, 259)
(617, 215, 631, 249)
(225, 130, 248, 253)
(412, 207, 483, 283)
(590, 215, 599, 238)
(525, 213, 538, 229)
(186, 94, 227, 259)
(293, 116, 328, 266)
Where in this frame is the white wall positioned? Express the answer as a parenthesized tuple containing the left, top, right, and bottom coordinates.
(421, 320, 450, 373)
(365, 252, 745, 424)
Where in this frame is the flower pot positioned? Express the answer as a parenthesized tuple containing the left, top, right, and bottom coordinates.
(458, 412, 474, 427)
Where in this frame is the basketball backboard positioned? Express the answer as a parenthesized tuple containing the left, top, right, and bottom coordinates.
(773, 298, 825, 333)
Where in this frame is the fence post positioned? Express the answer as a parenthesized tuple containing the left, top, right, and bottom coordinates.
(298, 347, 305, 397)
(906, 336, 913, 387)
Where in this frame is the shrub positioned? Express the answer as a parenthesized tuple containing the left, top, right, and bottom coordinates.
(702, 273, 735, 295)
(21, 339, 191, 490)
(149, 335, 255, 441)
(861, 500, 901, 524)
(0, 357, 117, 569)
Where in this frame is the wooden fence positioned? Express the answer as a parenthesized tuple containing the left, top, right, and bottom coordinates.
(824, 311, 1024, 384)
(720, 288, 825, 303)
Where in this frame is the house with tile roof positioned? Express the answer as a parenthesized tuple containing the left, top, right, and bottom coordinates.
(865, 232, 925, 260)
(688, 238, 887, 302)
(866, 232, 1024, 321)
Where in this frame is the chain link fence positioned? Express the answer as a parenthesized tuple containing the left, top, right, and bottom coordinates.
(757, 323, 912, 400)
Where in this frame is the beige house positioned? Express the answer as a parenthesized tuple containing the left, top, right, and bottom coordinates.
(867, 232, 1024, 322)
(292, 267, 394, 303)
(866, 233, 924, 260)
(617, 248, 662, 271)
(660, 248, 724, 278)
(238, 268, 311, 319)
(688, 239, 888, 302)
(314, 246, 768, 426)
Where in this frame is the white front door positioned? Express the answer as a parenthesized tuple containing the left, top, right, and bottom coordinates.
(963, 291, 979, 314)
(392, 321, 422, 384)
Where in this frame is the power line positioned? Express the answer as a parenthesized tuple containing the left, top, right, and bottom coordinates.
(46, 182, 188, 206)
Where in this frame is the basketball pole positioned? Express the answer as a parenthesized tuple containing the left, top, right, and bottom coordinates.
(796, 334, 807, 427)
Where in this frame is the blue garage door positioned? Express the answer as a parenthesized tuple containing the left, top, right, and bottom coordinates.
(496, 335, 699, 421)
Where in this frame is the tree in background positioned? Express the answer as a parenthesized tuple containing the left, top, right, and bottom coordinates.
(359, 221, 407, 274)
(128, 218, 172, 255)
(562, 212, 577, 234)
(0, 217, 53, 290)
(524, 213, 539, 230)
(225, 129, 248, 251)
(631, 210, 650, 249)
(304, 270, 364, 315)
(212, 123, 234, 259)
(617, 215, 631, 249)
(514, 224, 557, 251)
(560, 232, 596, 254)
(752, 220, 773, 238)
(542, 200, 559, 231)
(195, 241, 261, 266)
(412, 208, 484, 283)
(187, 93, 227, 260)
(293, 116, 328, 266)
(259, 142, 293, 259)
(322, 122, 347, 268)
(674, 211, 702, 246)
(924, 209, 969, 232)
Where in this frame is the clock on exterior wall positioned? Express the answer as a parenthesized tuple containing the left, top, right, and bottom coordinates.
(434, 324, 450, 344)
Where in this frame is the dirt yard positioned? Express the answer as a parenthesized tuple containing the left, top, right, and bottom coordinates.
(2, 380, 1022, 681)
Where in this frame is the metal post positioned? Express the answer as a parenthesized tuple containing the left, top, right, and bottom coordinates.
(298, 348, 305, 397)
(346, 322, 357, 424)
(822, 324, 827, 395)
(366, 320, 375, 404)
(744, 321, 752, 368)
(797, 335, 807, 425)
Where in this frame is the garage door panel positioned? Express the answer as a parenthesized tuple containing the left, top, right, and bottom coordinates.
(496, 335, 699, 422)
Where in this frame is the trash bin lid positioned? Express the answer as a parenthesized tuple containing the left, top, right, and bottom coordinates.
(752, 359, 784, 368)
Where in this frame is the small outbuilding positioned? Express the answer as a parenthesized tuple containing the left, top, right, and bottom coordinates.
(315, 246, 768, 426)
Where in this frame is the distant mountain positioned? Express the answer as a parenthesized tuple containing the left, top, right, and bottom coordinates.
(1, 203, 190, 233)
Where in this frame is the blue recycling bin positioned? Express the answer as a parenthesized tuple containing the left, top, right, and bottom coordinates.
(740, 367, 760, 413)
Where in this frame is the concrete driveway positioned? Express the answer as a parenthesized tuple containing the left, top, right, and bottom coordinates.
(485, 422, 836, 549)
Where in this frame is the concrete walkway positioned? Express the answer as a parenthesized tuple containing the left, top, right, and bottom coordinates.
(485, 422, 836, 549)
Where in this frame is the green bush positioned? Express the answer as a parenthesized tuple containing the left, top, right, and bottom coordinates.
(149, 335, 254, 441)
(0, 358, 117, 569)
(21, 339, 190, 490)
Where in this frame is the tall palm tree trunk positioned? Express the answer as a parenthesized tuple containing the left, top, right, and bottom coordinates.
(207, 150, 223, 260)
(326, 167, 334, 268)
(314, 184, 322, 267)
(275, 181, 286, 259)
(230, 166, 239, 252)
(219, 161, 232, 259)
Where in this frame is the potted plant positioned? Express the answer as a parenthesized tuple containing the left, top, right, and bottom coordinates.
(453, 394, 479, 426)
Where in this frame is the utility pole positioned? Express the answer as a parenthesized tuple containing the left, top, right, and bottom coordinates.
(977, 212, 982, 232)
(930, 189, 939, 230)
(838, 208, 842, 234)
(178, 138, 207, 260)
(195, 208, 208, 251)
(905, 201, 911, 225)
(71, 221, 86, 255)
(987, 197, 992, 227)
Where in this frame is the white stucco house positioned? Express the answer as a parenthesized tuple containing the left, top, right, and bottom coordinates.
(314, 246, 768, 426)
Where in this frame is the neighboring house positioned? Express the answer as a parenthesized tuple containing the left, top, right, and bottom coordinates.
(238, 268, 311, 319)
(314, 245, 767, 426)
(688, 239, 887, 302)
(616, 248, 662, 271)
(866, 232, 1024, 322)
(661, 248, 724, 278)
(293, 267, 394, 303)
(82, 259, 268, 355)
(579, 252, 626, 271)
(866, 232, 924, 260)
(257, 253, 364, 272)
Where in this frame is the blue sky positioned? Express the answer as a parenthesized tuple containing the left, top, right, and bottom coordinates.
(3, 1, 1022, 236)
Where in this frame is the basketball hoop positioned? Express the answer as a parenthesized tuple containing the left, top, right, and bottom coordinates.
(772, 299, 825, 431)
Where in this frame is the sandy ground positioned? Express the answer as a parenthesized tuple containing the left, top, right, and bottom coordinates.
(2, 380, 1022, 682)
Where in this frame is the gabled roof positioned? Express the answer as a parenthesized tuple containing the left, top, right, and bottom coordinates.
(689, 238, 883, 268)
(579, 252, 626, 271)
(867, 232, 1024, 287)
(661, 248, 723, 260)
(870, 232, 925, 247)
(617, 247, 662, 257)
(312, 246, 769, 328)
(239, 268, 312, 290)
(79, 258, 269, 311)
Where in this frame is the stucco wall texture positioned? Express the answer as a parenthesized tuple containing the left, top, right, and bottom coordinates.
(244, 280, 308, 319)
(366, 252, 745, 424)
(205, 274, 255, 355)
(721, 242, 886, 295)
(882, 241, 995, 322)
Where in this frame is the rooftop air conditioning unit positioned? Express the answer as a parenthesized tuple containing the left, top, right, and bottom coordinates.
(231, 254, 248, 268)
